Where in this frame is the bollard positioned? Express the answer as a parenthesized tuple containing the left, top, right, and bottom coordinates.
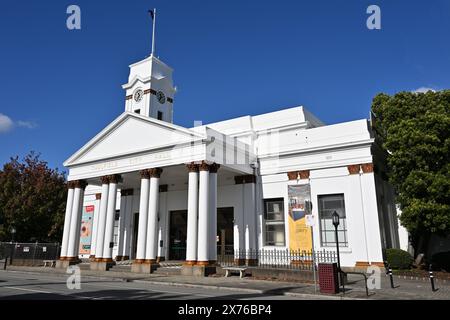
(388, 267, 395, 288)
(429, 265, 437, 292)
(385, 261, 395, 288)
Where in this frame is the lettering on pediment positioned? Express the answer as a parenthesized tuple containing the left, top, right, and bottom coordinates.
(90, 161, 118, 171)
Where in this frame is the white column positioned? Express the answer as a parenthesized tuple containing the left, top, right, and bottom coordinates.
(116, 190, 128, 260)
(94, 178, 110, 259)
(157, 188, 168, 260)
(197, 163, 210, 264)
(102, 175, 119, 261)
(135, 170, 150, 262)
(145, 168, 162, 262)
(60, 185, 75, 259)
(360, 164, 384, 264)
(74, 190, 85, 257)
(243, 177, 257, 264)
(186, 164, 199, 264)
(66, 181, 86, 260)
(89, 193, 101, 259)
(208, 164, 219, 263)
(122, 191, 134, 259)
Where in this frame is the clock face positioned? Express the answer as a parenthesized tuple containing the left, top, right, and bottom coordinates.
(133, 89, 143, 103)
(156, 91, 166, 104)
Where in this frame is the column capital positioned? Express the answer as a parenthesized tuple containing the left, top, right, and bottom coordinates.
(73, 180, 87, 189)
(148, 168, 163, 178)
(209, 163, 220, 173)
(108, 174, 122, 184)
(100, 175, 110, 184)
(186, 163, 199, 172)
(140, 169, 150, 179)
(299, 170, 310, 180)
(67, 181, 76, 189)
(287, 171, 298, 180)
(199, 161, 210, 171)
(159, 184, 168, 193)
(361, 163, 374, 173)
(95, 193, 102, 200)
(347, 164, 361, 175)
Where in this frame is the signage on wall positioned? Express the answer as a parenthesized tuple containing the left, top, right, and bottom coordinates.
(288, 184, 313, 252)
(79, 205, 94, 255)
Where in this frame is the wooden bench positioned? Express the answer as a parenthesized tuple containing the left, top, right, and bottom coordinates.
(223, 267, 247, 278)
(43, 260, 56, 268)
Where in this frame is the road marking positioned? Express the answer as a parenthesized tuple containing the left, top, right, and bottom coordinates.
(3, 286, 51, 294)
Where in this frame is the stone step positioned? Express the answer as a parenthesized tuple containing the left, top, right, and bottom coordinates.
(152, 267, 182, 275)
(109, 264, 132, 272)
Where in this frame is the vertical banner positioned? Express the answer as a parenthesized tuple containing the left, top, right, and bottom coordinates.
(79, 205, 94, 255)
(288, 184, 312, 252)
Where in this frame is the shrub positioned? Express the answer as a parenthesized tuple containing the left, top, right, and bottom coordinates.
(386, 248, 413, 270)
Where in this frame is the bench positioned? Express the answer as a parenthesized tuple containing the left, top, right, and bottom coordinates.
(223, 267, 247, 278)
(43, 260, 56, 268)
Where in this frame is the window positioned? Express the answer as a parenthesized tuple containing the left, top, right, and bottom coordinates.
(263, 198, 285, 246)
(113, 210, 120, 246)
(134, 109, 140, 114)
(157, 111, 163, 120)
(318, 194, 348, 247)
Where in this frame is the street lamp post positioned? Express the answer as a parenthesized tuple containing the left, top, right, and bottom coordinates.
(11, 227, 16, 243)
(332, 211, 344, 293)
(9, 227, 16, 266)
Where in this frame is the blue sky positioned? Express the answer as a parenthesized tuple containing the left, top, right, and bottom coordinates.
(0, 0, 449, 173)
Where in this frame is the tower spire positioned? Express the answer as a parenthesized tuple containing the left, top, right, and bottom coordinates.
(149, 8, 156, 56)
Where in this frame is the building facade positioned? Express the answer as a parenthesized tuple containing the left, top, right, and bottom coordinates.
(59, 54, 406, 270)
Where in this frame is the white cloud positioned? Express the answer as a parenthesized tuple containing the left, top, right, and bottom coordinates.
(0, 113, 38, 133)
(17, 120, 38, 129)
(0, 113, 14, 133)
(413, 87, 437, 93)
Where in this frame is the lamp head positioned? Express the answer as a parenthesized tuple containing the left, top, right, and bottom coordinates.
(332, 211, 340, 227)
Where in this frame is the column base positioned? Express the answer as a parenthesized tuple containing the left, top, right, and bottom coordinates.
(245, 259, 258, 266)
(115, 256, 123, 261)
(182, 264, 216, 277)
(156, 256, 165, 263)
(131, 261, 159, 274)
(90, 260, 115, 271)
(122, 256, 130, 261)
(183, 260, 197, 266)
(56, 258, 80, 269)
(89, 255, 96, 261)
(234, 258, 246, 266)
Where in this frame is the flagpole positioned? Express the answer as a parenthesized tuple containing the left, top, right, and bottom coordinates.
(151, 8, 156, 56)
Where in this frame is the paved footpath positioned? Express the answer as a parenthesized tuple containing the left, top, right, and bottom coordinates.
(0, 266, 449, 300)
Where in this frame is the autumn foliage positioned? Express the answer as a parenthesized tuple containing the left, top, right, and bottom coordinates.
(0, 152, 67, 242)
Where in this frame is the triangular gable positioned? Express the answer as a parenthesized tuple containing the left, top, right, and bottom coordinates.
(64, 112, 205, 166)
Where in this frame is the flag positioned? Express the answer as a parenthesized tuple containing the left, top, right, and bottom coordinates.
(149, 9, 154, 20)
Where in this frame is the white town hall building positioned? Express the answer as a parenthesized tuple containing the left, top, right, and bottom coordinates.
(57, 51, 407, 273)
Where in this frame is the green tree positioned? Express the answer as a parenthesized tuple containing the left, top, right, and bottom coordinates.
(0, 152, 67, 242)
(371, 90, 450, 253)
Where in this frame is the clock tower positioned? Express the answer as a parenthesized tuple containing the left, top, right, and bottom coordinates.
(122, 54, 175, 123)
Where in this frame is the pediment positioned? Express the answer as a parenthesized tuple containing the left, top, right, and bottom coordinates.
(64, 112, 205, 166)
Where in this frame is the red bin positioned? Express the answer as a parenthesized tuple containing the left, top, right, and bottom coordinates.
(318, 263, 339, 294)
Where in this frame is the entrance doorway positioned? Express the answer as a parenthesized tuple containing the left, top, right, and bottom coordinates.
(131, 212, 139, 259)
(169, 210, 187, 260)
(217, 207, 234, 257)
(168, 207, 234, 261)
